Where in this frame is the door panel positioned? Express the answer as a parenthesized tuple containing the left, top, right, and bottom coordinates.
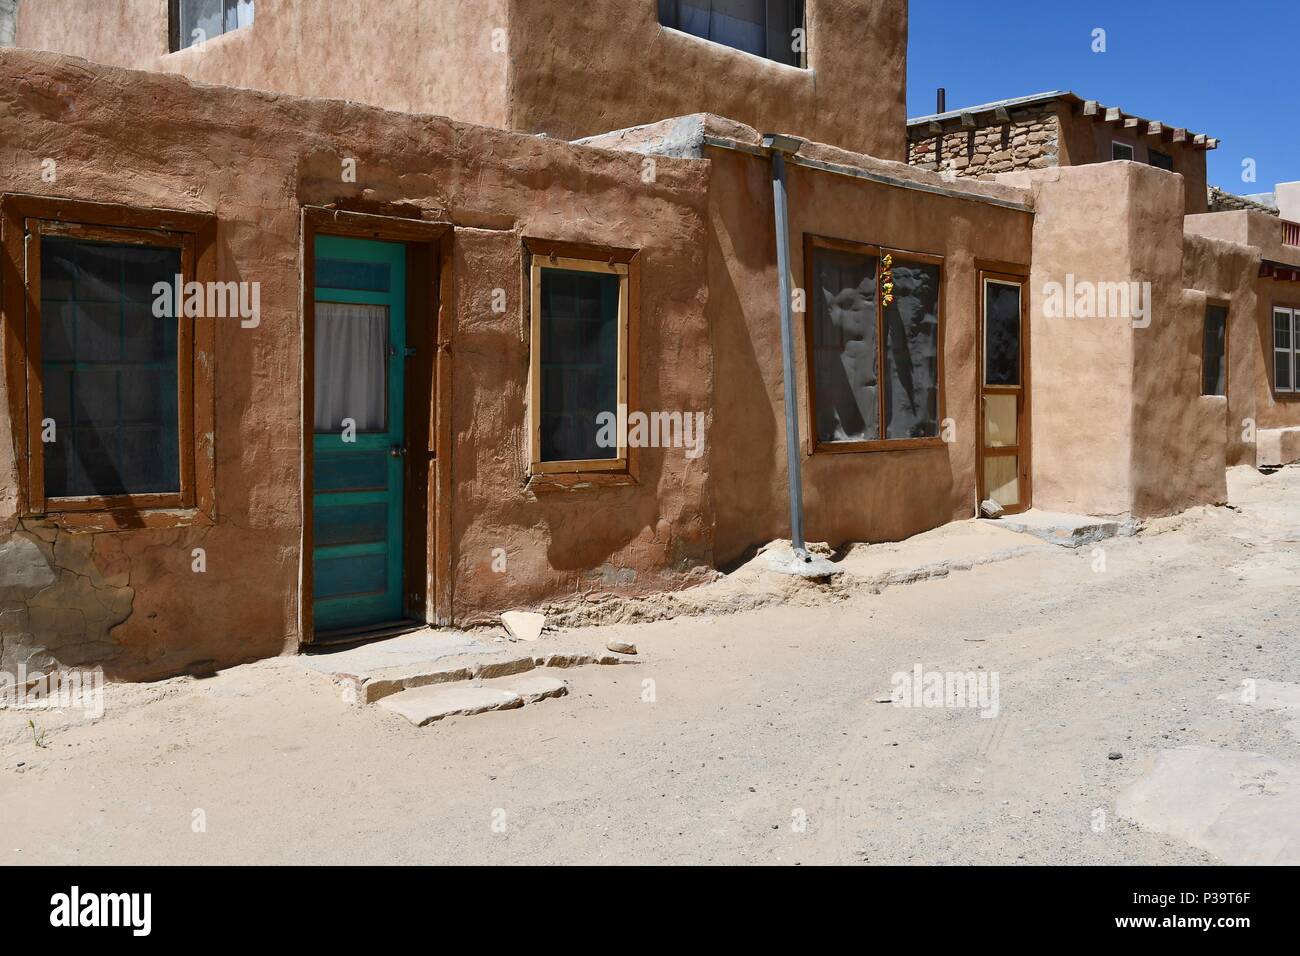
(311, 236, 407, 634)
(980, 275, 1029, 514)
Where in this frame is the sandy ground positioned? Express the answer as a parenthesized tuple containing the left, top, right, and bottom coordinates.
(2, 466, 1298, 866)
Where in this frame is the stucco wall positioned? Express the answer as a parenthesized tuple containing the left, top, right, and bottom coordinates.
(508, 0, 907, 158)
(0, 49, 712, 678)
(1014, 163, 1230, 518)
(16, 0, 907, 160)
(15, 0, 512, 129)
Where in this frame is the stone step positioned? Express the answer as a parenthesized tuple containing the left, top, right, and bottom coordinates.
(378, 673, 570, 726)
(302, 629, 634, 705)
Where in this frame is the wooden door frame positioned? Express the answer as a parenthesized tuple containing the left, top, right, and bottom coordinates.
(976, 265, 1032, 515)
(299, 208, 454, 646)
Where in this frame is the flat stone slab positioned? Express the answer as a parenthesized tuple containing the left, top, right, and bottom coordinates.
(502, 610, 546, 642)
(379, 685, 523, 726)
(503, 674, 569, 704)
(991, 509, 1137, 549)
(301, 630, 498, 678)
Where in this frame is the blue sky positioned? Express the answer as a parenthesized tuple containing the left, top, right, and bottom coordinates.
(907, 0, 1300, 193)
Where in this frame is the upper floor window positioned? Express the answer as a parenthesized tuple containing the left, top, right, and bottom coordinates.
(170, 0, 254, 52)
(1149, 149, 1175, 172)
(1111, 142, 1135, 162)
(658, 0, 806, 68)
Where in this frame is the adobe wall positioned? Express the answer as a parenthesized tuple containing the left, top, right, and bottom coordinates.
(687, 121, 1034, 562)
(1008, 163, 1229, 517)
(474, 0, 907, 159)
(17, 0, 908, 160)
(0, 49, 712, 679)
(15, 0, 511, 129)
(1181, 234, 1260, 469)
(1186, 210, 1300, 439)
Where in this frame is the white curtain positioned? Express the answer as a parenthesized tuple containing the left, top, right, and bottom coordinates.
(315, 303, 388, 433)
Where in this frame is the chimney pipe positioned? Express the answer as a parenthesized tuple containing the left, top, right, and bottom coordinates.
(937, 88, 947, 114)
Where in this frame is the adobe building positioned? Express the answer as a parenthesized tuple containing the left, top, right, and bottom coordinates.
(906, 91, 1218, 215)
(2, 1, 1299, 681)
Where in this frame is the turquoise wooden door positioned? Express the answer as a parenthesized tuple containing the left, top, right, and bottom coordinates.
(312, 236, 407, 634)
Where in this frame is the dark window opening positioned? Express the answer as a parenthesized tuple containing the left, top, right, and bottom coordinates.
(658, 0, 805, 67)
(538, 268, 622, 464)
(170, 0, 254, 52)
(1111, 142, 1135, 162)
(1149, 149, 1175, 171)
(1201, 304, 1227, 397)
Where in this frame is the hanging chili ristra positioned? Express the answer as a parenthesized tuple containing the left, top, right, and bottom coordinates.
(880, 252, 896, 308)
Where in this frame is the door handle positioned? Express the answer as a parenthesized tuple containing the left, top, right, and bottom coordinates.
(390, 445, 407, 458)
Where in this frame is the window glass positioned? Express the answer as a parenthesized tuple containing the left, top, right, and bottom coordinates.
(1112, 142, 1135, 162)
(658, 0, 804, 67)
(812, 249, 879, 443)
(884, 263, 941, 439)
(177, 0, 253, 50)
(539, 269, 621, 463)
(984, 281, 1022, 387)
(41, 237, 181, 498)
(1276, 309, 1295, 392)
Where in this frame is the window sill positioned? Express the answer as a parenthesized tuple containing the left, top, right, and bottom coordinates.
(812, 437, 949, 456)
(526, 472, 638, 494)
(25, 508, 214, 532)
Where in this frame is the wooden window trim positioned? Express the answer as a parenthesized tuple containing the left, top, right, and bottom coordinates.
(0, 194, 217, 525)
(803, 234, 947, 456)
(1271, 305, 1299, 398)
(1200, 298, 1230, 399)
(524, 239, 639, 482)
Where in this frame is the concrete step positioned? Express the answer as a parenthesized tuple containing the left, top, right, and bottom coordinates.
(378, 673, 570, 726)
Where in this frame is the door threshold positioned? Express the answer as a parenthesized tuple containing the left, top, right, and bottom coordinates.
(306, 619, 426, 651)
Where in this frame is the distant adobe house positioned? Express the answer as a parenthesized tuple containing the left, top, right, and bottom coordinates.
(906, 91, 1219, 215)
(1, 0, 1298, 680)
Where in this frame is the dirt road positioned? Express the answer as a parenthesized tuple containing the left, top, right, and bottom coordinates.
(3, 467, 1297, 865)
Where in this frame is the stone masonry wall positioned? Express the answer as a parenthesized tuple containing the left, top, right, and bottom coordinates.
(908, 104, 1060, 178)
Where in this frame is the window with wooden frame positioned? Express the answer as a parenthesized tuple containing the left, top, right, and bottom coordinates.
(804, 235, 944, 453)
(169, 0, 254, 52)
(1201, 303, 1229, 397)
(1275, 306, 1297, 395)
(1111, 141, 1135, 162)
(526, 241, 636, 477)
(1, 197, 216, 518)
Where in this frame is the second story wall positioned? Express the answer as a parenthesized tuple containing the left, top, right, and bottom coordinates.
(15, 0, 908, 161)
(15, 0, 511, 129)
(509, 0, 908, 159)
